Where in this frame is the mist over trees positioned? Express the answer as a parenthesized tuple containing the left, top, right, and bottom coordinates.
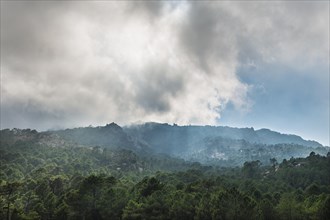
(1, 123, 329, 219)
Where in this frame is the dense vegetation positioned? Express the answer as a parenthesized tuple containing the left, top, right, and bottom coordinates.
(1, 131, 330, 220)
(0, 138, 330, 219)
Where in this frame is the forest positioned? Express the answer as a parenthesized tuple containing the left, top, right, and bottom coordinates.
(1, 130, 330, 220)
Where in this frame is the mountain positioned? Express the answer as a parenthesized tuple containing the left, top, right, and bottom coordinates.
(124, 122, 327, 165)
(53, 123, 141, 149)
(255, 128, 322, 147)
(124, 122, 322, 150)
(0, 128, 76, 148)
(1, 122, 328, 166)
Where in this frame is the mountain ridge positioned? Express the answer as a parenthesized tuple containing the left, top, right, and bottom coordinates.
(1, 122, 328, 166)
(124, 122, 324, 148)
(1, 122, 326, 148)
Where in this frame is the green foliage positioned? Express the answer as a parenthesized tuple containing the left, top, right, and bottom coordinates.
(210, 188, 258, 220)
(1, 130, 330, 220)
(242, 160, 262, 178)
(136, 177, 164, 198)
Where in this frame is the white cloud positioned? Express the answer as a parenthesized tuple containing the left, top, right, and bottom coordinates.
(1, 1, 328, 130)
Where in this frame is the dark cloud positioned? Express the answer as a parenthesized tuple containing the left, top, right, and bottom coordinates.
(128, 1, 165, 18)
(134, 64, 184, 113)
(180, 2, 239, 72)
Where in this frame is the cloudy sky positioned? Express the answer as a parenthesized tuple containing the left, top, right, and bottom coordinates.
(1, 1, 329, 145)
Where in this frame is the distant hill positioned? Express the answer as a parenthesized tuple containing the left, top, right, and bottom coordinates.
(124, 122, 327, 165)
(53, 123, 141, 149)
(125, 122, 322, 150)
(1, 122, 328, 166)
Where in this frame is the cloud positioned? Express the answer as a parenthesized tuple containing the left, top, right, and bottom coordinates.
(0, 1, 328, 132)
(234, 1, 328, 67)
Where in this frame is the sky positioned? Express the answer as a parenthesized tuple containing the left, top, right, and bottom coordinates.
(1, 1, 329, 145)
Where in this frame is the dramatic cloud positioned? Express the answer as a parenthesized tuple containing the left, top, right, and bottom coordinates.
(1, 1, 329, 144)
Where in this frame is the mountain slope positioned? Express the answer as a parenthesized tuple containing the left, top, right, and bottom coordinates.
(124, 122, 327, 165)
(1, 122, 328, 166)
(124, 122, 323, 153)
(55, 123, 134, 148)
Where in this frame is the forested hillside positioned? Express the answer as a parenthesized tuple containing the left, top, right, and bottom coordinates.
(1, 148, 329, 219)
(124, 123, 327, 165)
(3, 122, 328, 167)
(1, 127, 330, 220)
